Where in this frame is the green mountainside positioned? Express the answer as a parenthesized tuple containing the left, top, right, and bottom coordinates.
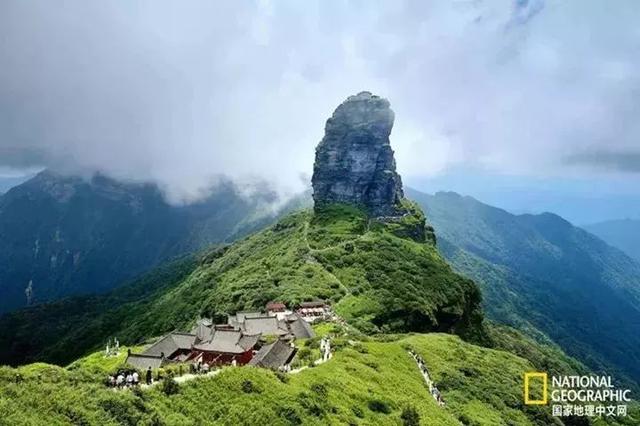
(0, 201, 484, 365)
(407, 189, 640, 384)
(584, 219, 640, 263)
(0, 199, 637, 425)
(0, 332, 605, 426)
(0, 170, 282, 314)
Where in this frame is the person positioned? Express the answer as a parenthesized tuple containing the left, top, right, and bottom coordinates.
(202, 362, 210, 374)
(132, 371, 139, 386)
(108, 375, 116, 387)
(116, 373, 124, 388)
(145, 367, 152, 385)
(126, 372, 133, 387)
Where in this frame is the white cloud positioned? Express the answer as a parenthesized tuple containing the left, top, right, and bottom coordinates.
(1, 0, 639, 203)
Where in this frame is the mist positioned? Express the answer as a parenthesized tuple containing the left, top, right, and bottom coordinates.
(1, 0, 639, 203)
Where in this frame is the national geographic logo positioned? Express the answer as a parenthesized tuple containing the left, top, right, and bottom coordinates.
(524, 372, 632, 418)
(524, 372, 548, 405)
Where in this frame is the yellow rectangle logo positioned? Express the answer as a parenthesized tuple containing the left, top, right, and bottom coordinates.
(524, 372, 548, 405)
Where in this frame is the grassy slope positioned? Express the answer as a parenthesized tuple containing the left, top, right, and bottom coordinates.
(0, 202, 484, 367)
(0, 201, 638, 424)
(5, 333, 635, 426)
(76, 203, 484, 349)
(408, 189, 640, 385)
(0, 255, 198, 366)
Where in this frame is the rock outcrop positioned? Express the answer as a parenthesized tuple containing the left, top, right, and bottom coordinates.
(312, 92, 406, 217)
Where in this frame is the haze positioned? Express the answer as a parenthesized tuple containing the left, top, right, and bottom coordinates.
(1, 0, 639, 221)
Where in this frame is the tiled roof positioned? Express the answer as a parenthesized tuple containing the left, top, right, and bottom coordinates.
(193, 329, 260, 354)
(172, 332, 197, 349)
(288, 316, 315, 339)
(243, 316, 288, 336)
(126, 354, 164, 370)
(142, 333, 196, 358)
(299, 301, 326, 308)
(193, 323, 213, 343)
(249, 340, 297, 369)
(266, 302, 287, 311)
(233, 311, 264, 322)
(190, 318, 213, 335)
(238, 333, 261, 351)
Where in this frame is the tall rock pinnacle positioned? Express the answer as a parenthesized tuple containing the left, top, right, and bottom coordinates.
(312, 91, 405, 217)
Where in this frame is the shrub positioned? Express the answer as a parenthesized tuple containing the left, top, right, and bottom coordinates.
(368, 399, 391, 414)
(401, 406, 420, 426)
(275, 371, 289, 384)
(99, 397, 141, 425)
(276, 406, 302, 425)
(351, 406, 364, 418)
(241, 379, 260, 394)
(298, 391, 325, 417)
(160, 377, 179, 396)
(297, 348, 312, 361)
(310, 382, 328, 399)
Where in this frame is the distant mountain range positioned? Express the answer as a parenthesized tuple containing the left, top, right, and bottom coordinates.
(407, 188, 640, 383)
(0, 170, 287, 314)
(583, 219, 640, 263)
(1, 173, 639, 385)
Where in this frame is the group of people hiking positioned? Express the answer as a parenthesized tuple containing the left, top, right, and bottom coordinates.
(108, 366, 153, 388)
(191, 361, 211, 374)
(409, 349, 445, 407)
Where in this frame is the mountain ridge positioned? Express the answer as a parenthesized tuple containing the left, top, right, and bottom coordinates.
(407, 188, 640, 383)
(0, 170, 285, 313)
(584, 218, 640, 263)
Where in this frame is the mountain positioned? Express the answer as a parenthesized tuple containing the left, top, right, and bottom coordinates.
(407, 188, 640, 383)
(1, 329, 601, 426)
(0, 92, 486, 363)
(1, 92, 639, 425)
(0, 170, 283, 314)
(1, 210, 635, 424)
(0, 175, 33, 194)
(583, 219, 640, 263)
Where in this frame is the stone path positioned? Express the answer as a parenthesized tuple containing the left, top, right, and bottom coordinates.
(290, 337, 332, 374)
(133, 369, 223, 390)
(408, 350, 445, 407)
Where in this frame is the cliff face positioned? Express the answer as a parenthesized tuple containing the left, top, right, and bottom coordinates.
(312, 92, 406, 217)
(0, 171, 278, 314)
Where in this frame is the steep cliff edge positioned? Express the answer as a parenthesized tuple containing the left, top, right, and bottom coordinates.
(312, 92, 406, 217)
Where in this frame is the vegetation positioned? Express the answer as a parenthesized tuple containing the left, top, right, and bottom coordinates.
(0, 171, 284, 314)
(0, 202, 487, 367)
(409, 189, 640, 385)
(584, 219, 640, 263)
(0, 254, 199, 366)
(0, 333, 637, 425)
(0, 197, 638, 424)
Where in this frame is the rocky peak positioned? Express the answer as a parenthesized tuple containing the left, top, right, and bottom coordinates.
(311, 92, 406, 217)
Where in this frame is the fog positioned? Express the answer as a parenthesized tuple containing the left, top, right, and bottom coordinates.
(1, 0, 639, 203)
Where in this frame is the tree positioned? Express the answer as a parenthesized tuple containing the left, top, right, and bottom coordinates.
(401, 405, 420, 426)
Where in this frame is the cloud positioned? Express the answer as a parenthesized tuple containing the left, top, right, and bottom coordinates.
(565, 150, 640, 173)
(1, 0, 639, 202)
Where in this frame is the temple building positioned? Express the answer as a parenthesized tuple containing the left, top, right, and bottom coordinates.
(227, 311, 314, 340)
(297, 300, 330, 322)
(191, 326, 260, 365)
(125, 303, 316, 370)
(248, 340, 297, 371)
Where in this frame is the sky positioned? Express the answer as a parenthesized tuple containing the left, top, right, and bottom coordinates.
(1, 0, 640, 222)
